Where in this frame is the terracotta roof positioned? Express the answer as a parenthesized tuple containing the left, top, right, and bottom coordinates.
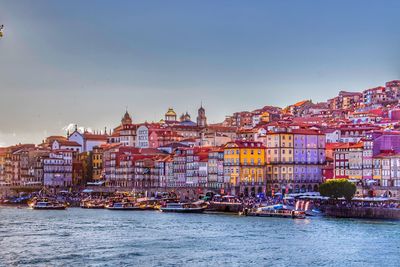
(226, 140, 266, 149)
(333, 142, 363, 150)
(293, 100, 310, 107)
(374, 150, 397, 158)
(326, 143, 344, 150)
(56, 140, 81, 147)
(83, 133, 108, 141)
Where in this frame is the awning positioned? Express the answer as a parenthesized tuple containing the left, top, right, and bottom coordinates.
(82, 189, 94, 193)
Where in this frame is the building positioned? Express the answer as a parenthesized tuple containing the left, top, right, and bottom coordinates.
(43, 150, 73, 187)
(51, 140, 81, 152)
(197, 105, 207, 128)
(165, 108, 177, 122)
(207, 147, 225, 191)
(20, 148, 49, 187)
(3, 144, 36, 186)
(265, 128, 325, 194)
(333, 143, 365, 181)
(68, 125, 108, 152)
(224, 140, 266, 196)
(92, 146, 104, 181)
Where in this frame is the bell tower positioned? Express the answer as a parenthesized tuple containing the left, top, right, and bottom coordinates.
(197, 103, 207, 128)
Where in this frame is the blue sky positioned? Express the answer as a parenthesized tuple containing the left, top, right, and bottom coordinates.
(0, 0, 399, 145)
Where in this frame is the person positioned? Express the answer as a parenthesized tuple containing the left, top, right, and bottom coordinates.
(0, 25, 3, 37)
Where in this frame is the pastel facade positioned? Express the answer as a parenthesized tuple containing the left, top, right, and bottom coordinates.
(265, 128, 325, 194)
(224, 141, 266, 196)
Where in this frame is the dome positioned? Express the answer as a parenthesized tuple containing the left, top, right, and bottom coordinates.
(165, 108, 176, 116)
(179, 120, 197, 126)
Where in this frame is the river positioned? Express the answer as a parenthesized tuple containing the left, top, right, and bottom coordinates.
(0, 206, 399, 266)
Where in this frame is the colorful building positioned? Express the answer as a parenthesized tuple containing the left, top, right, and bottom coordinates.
(265, 128, 325, 194)
(224, 140, 266, 196)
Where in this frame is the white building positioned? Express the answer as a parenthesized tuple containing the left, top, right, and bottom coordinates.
(325, 129, 341, 143)
(43, 150, 73, 187)
(68, 127, 108, 152)
(136, 125, 149, 148)
(51, 140, 82, 152)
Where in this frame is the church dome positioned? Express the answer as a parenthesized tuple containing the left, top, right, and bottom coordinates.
(165, 108, 176, 116)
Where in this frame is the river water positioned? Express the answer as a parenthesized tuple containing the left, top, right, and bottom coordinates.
(0, 207, 399, 267)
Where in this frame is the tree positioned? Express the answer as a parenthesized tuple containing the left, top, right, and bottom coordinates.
(319, 179, 356, 202)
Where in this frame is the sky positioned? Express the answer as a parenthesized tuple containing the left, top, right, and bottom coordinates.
(0, 0, 399, 146)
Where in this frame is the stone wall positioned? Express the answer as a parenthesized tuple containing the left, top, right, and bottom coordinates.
(325, 206, 400, 219)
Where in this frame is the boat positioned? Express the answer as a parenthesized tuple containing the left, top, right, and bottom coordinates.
(0, 195, 32, 205)
(105, 201, 140, 210)
(208, 195, 243, 212)
(136, 198, 160, 210)
(160, 202, 205, 213)
(245, 204, 305, 219)
(29, 197, 67, 210)
(80, 198, 105, 209)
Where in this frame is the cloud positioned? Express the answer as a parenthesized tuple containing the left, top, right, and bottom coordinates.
(62, 123, 93, 134)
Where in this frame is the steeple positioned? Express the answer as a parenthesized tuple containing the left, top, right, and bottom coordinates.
(121, 109, 132, 125)
(197, 103, 207, 128)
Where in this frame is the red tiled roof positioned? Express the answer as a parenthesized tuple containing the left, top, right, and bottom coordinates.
(83, 133, 108, 141)
(374, 150, 397, 158)
(57, 140, 81, 147)
(226, 140, 266, 149)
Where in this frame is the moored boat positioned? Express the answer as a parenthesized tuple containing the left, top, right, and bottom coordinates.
(160, 202, 205, 213)
(105, 201, 140, 210)
(80, 198, 105, 209)
(136, 198, 160, 210)
(244, 204, 305, 219)
(208, 195, 243, 212)
(29, 197, 67, 210)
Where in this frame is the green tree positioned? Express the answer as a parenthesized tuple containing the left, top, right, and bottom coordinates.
(319, 179, 356, 202)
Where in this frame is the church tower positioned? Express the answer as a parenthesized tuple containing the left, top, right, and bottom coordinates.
(121, 110, 132, 125)
(165, 108, 177, 122)
(197, 104, 207, 128)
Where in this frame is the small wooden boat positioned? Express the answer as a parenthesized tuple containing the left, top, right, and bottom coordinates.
(160, 202, 205, 213)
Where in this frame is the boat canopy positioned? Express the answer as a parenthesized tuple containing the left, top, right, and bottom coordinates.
(260, 204, 286, 211)
(86, 181, 105, 186)
(82, 189, 94, 193)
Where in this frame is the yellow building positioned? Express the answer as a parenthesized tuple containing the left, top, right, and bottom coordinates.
(224, 140, 266, 196)
(260, 111, 271, 123)
(92, 146, 104, 180)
